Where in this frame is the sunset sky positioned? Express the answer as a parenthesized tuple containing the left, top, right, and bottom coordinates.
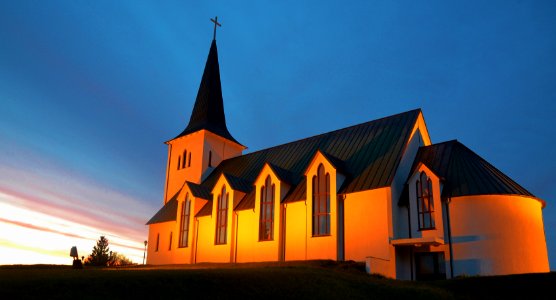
(1, 1, 555, 267)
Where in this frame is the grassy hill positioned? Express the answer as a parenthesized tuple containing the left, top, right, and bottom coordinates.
(0, 261, 553, 299)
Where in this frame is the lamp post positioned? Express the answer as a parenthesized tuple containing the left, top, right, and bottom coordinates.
(143, 240, 148, 265)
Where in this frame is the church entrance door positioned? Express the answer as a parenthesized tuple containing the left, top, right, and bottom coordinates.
(415, 252, 446, 280)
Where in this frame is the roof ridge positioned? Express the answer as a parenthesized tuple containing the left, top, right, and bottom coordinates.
(240, 108, 422, 158)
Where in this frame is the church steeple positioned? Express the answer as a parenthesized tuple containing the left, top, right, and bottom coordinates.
(174, 39, 241, 145)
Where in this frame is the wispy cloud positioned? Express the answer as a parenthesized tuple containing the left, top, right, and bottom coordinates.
(0, 148, 156, 264)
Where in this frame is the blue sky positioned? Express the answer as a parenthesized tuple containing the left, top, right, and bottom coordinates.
(0, 0, 554, 267)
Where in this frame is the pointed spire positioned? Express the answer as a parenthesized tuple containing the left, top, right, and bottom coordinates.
(173, 39, 241, 145)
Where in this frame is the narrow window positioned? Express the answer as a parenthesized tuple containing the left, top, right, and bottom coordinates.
(312, 164, 330, 236)
(208, 151, 212, 167)
(177, 156, 181, 170)
(188, 152, 192, 167)
(259, 176, 275, 241)
(182, 150, 187, 169)
(416, 172, 435, 230)
(179, 194, 191, 247)
(168, 231, 173, 250)
(155, 233, 160, 252)
(215, 186, 228, 245)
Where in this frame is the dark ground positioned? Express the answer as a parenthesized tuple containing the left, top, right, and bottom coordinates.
(0, 261, 553, 299)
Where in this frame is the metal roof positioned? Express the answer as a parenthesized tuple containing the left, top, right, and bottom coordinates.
(201, 109, 420, 202)
(223, 173, 252, 193)
(235, 190, 256, 211)
(196, 200, 212, 217)
(267, 163, 299, 186)
(146, 192, 179, 225)
(399, 140, 536, 205)
(171, 40, 241, 145)
(186, 181, 212, 200)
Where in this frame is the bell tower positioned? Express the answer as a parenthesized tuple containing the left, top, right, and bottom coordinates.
(163, 20, 245, 202)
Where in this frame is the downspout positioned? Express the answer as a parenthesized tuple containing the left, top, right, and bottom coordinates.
(407, 200, 414, 281)
(194, 218, 199, 264)
(282, 204, 287, 261)
(234, 211, 239, 263)
(305, 199, 308, 260)
(445, 197, 455, 279)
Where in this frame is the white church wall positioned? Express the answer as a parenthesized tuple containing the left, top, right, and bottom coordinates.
(449, 195, 549, 276)
(391, 120, 429, 240)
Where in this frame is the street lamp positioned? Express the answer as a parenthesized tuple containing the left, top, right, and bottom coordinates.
(143, 240, 148, 265)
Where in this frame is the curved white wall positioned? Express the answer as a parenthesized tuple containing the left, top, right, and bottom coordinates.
(449, 195, 549, 276)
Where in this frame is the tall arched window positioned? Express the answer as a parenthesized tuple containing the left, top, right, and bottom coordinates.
(179, 194, 191, 248)
(312, 164, 330, 236)
(215, 186, 228, 245)
(182, 150, 187, 169)
(259, 175, 275, 241)
(188, 152, 192, 167)
(416, 172, 435, 230)
(177, 156, 181, 170)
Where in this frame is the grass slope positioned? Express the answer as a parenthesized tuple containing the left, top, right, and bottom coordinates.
(0, 261, 553, 299)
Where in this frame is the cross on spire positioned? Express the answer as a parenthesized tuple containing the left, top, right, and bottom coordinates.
(210, 16, 221, 40)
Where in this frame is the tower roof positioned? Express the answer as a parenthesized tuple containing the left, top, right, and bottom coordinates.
(172, 40, 241, 145)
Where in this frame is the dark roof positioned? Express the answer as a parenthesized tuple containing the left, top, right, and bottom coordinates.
(146, 192, 179, 225)
(235, 190, 256, 211)
(223, 173, 252, 193)
(317, 150, 348, 176)
(172, 40, 241, 145)
(399, 140, 535, 205)
(201, 109, 420, 198)
(186, 181, 212, 200)
(267, 163, 300, 185)
(284, 180, 306, 203)
(196, 200, 212, 217)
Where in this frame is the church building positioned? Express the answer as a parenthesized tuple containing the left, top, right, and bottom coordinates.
(146, 30, 549, 280)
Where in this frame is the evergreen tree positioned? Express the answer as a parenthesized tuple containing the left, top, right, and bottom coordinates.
(86, 236, 111, 266)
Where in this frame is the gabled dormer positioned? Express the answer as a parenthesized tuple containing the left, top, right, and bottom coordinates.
(406, 164, 444, 242)
(163, 39, 245, 203)
(303, 150, 347, 260)
(251, 163, 293, 242)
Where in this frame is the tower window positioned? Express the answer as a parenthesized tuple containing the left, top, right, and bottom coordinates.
(312, 164, 330, 236)
(416, 172, 435, 230)
(188, 152, 192, 167)
(208, 151, 212, 167)
(182, 150, 187, 169)
(215, 185, 228, 245)
(177, 156, 181, 170)
(259, 175, 275, 241)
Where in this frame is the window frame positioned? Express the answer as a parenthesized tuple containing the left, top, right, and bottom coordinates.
(215, 186, 228, 245)
(178, 194, 191, 248)
(259, 175, 275, 241)
(208, 151, 212, 167)
(416, 171, 435, 230)
(312, 164, 331, 236)
(182, 150, 187, 169)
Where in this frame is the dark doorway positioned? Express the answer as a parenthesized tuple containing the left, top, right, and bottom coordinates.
(415, 252, 446, 280)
